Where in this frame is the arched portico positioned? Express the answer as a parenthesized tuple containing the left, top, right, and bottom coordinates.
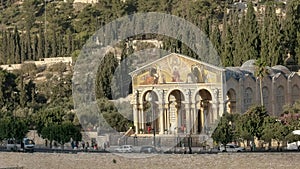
(194, 89, 213, 134)
(167, 90, 185, 134)
(130, 53, 225, 136)
(132, 85, 223, 136)
(141, 91, 159, 134)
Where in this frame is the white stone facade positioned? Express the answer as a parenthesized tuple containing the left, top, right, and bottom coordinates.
(130, 53, 300, 137)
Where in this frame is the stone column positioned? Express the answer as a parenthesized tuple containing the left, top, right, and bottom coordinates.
(200, 106, 204, 134)
(194, 102, 200, 134)
(212, 88, 221, 118)
(159, 105, 165, 134)
(166, 103, 170, 134)
(133, 105, 139, 134)
(140, 105, 145, 133)
(211, 101, 219, 121)
(185, 104, 191, 134)
(190, 103, 195, 134)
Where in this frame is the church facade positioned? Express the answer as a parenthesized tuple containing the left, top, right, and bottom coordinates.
(130, 53, 300, 136)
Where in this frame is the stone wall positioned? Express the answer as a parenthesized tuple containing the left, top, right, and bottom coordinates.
(73, 0, 98, 3)
(0, 57, 72, 72)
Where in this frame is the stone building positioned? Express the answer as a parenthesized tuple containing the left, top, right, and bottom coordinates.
(130, 53, 300, 137)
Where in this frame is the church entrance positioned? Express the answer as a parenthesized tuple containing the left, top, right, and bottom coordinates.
(196, 89, 212, 134)
(168, 90, 185, 134)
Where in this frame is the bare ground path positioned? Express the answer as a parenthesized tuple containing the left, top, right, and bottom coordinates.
(1, 152, 300, 169)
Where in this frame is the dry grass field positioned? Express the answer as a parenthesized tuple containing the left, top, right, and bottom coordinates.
(1, 152, 300, 169)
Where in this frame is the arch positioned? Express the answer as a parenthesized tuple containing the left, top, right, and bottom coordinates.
(292, 85, 300, 104)
(142, 90, 159, 102)
(195, 89, 212, 103)
(140, 90, 160, 134)
(168, 90, 185, 103)
(276, 85, 285, 116)
(226, 88, 236, 113)
(195, 89, 213, 134)
(167, 89, 186, 134)
(166, 88, 185, 102)
(244, 87, 253, 111)
(193, 87, 214, 103)
(139, 89, 159, 104)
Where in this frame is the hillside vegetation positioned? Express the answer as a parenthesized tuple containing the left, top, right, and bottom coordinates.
(1, 0, 300, 147)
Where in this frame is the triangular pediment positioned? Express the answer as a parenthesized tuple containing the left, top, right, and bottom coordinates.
(130, 53, 224, 86)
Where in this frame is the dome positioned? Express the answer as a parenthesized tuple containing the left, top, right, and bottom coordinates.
(240, 60, 256, 74)
(272, 65, 291, 75)
(241, 59, 256, 68)
(266, 66, 277, 76)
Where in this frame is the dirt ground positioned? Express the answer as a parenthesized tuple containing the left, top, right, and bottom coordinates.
(1, 152, 300, 169)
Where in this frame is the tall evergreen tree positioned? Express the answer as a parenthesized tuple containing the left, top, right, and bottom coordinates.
(222, 21, 234, 67)
(282, 0, 300, 59)
(267, 4, 282, 66)
(7, 31, 13, 64)
(20, 38, 26, 63)
(233, 12, 245, 66)
(296, 32, 300, 65)
(51, 29, 57, 57)
(260, 2, 282, 66)
(13, 26, 21, 64)
(234, 2, 260, 65)
(32, 34, 38, 61)
(37, 26, 44, 59)
(1, 31, 8, 64)
(25, 26, 32, 60)
(243, 1, 260, 61)
(96, 52, 119, 99)
(66, 31, 72, 55)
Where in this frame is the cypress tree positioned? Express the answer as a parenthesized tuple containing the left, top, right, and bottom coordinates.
(1, 31, 8, 64)
(233, 2, 260, 65)
(211, 26, 222, 63)
(66, 31, 72, 55)
(296, 32, 300, 65)
(267, 3, 282, 66)
(51, 29, 57, 57)
(260, 2, 282, 66)
(222, 21, 234, 67)
(32, 34, 38, 61)
(260, 6, 269, 64)
(8, 31, 15, 64)
(44, 29, 49, 58)
(233, 11, 245, 66)
(282, 0, 300, 58)
(242, 1, 260, 61)
(20, 38, 26, 63)
(58, 33, 65, 57)
(37, 26, 44, 59)
(13, 26, 21, 64)
(96, 52, 119, 99)
(25, 26, 32, 60)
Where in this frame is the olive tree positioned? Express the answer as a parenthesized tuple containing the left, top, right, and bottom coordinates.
(212, 113, 234, 151)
